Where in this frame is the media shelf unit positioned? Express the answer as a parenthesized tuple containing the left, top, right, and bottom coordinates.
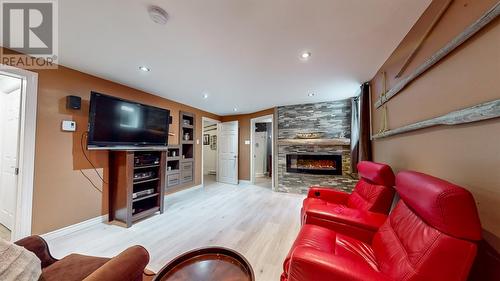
(109, 150, 166, 227)
(179, 111, 195, 185)
(166, 145, 181, 189)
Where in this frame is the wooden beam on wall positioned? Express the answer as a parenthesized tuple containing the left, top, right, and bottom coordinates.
(375, 2, 500, 108)
(372, 99, 500, 140)
(395, 0, 454, 78)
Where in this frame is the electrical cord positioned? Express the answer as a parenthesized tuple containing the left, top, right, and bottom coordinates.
(80, 170, 103, 193)
(80, 131, 108, 185)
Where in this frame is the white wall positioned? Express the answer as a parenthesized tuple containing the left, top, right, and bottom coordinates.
(203, 128, 217, 175)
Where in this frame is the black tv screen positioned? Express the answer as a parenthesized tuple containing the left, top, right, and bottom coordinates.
(88, 92, 170, 148)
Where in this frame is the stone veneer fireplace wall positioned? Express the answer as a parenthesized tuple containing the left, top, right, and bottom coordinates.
(277, 100, 354, 194)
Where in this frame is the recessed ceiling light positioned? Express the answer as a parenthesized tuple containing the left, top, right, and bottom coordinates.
(202, 92, 209, 99)
(301, 52, 311, 59)
(233, 108, 238, 112)
(308, 93, 315, 97)
(139, 66, 151, 72)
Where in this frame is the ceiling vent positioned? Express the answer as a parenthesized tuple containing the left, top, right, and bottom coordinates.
(148, 6, 169, 25)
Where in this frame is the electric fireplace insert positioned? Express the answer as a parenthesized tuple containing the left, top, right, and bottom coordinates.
(286, 153, 342, 175)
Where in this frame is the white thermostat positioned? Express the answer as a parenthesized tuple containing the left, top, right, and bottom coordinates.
(62, 120, 76, 132)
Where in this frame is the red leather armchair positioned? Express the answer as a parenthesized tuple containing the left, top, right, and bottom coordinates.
(301, 161, 395, 241)
(302, 161, 395, 219)
(282, 170, 482, 281)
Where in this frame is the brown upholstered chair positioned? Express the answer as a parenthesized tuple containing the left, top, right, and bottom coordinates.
(15, 235, 149, 281)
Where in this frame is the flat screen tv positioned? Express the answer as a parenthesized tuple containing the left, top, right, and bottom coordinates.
(88, 92, 170, 149)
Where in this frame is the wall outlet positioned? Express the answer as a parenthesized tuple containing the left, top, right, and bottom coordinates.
(245, 140, 251, 145)
(62, 120, 76, 132)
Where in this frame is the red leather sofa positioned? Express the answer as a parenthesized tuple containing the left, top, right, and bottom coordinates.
(282, 170, 482, 281)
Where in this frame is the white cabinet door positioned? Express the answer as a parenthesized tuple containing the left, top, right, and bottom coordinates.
(217, 121, 238, 184)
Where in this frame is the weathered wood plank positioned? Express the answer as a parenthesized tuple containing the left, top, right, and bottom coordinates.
(375, 2, 500, 108)
(395, 0, 454, 78)
(372, 99, 500, 140)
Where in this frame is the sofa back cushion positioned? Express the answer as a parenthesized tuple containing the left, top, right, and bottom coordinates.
(372, 202, 477, 281)
(396, 171, 481, 241)
(346, 161, 395, 214)
(372, 171, 481, 281)
(347, 179, 395, 214)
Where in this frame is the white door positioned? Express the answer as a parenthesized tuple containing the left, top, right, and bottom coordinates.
(218, 121, 238, 184)
(254, 132, 267, 177)
(0, 89, 22, 230)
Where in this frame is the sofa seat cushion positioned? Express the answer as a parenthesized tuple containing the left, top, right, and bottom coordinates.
(283, 225, 379, 276)
(42, 254, 110, 281)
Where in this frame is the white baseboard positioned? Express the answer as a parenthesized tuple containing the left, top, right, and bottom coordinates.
(41, 214, 108, 241)
(42, 184, 204, 241)
(239, 180, 251, 185)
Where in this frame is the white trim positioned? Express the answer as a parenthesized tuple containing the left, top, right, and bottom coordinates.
(41, 215, 109, 241)
(239, 180, 251, 185)
(0, 66, 38, 241)
(41, 184, 204, 241)
(250, 114, 274, 188)
(201, 117, 220, 187)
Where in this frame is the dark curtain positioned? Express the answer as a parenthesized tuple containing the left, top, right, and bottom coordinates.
(351, 82, 372, 173)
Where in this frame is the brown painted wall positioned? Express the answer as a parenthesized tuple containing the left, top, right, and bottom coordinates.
(221, 108, 275, 180)
(0, 55, 221, 234)
(370, 0, 500, 250)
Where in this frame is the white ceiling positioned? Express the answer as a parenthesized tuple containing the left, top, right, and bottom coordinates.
(0, 74, 21, 93)
(58, 0, 431, 115)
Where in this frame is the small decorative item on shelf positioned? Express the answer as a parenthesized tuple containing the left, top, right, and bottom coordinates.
(184, 133, 190, 141)
(183, 119, 191, 126)
(172, 151, 176, 157)
(296, 132, 325, 139)
(210, 135, 217, 150)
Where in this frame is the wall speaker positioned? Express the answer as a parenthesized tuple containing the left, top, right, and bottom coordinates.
(66, 95, 81, 110)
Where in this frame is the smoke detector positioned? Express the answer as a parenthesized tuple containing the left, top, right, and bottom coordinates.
(148, 6, 169, 25)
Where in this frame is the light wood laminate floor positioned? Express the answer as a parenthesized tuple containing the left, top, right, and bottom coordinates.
(45, 181, 304, 281)
(0, 223, 11, 241)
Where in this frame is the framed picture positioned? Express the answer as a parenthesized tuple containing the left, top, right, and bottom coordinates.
(203, 134, 210, 145)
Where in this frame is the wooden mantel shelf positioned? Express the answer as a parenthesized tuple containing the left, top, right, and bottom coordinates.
(277, 138, 350, 146)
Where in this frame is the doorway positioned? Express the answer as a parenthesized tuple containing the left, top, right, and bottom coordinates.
(0, 67, 38, 241)
(202, 117, 220, 187)
(0, 74, 22, 240)
(250, 115, 273, 189)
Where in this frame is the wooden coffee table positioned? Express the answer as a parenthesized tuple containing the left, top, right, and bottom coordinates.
(154, 247, 255, 281)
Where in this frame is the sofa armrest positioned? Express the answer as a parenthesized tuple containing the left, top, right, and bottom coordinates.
(306, 205, 387, 231)
(287, 246, 389, 281)
(307, 187, 350, 204)
(15, 235, 58, 268)
(83, 246, 149, 281)
(304, 205, 387, 243)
